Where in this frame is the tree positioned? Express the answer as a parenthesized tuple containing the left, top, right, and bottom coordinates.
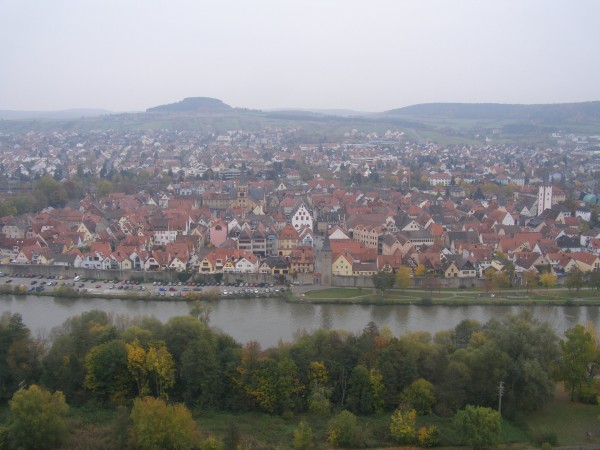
(372, 271, 395, 297)
(327, 410, 359, 448)
(0, 313, 42, 402)
(84, 340, 132, 403)
(524, 269, 538, 292)
(454, 405, 501, 450)
(558, 325, 597, 401)
(390, 408, 417, 444)
(539, 272, 557, 291)
(34, 176, 68, 208)
(400, 378, 436, 414)
(414, 264, 426, 277)
(129, 396, 199, 450)
(483, 311, 559, 412)
(346, 364, 383, 414)
(7, 385, 69, 450)
(307, 361, 332, 415)
(396, 266, 411, 290)
(565, 266, 584, 292)
(590, 270, 600, 291)
(293, 420, 313, 450)
(95, 179, 114, 198)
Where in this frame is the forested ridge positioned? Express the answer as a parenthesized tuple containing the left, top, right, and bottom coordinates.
(0, 307, 599, 449)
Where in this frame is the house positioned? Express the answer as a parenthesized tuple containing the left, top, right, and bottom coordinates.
(290, 201, 314, 231)
(332, 252, 354, 276)
(277, 224, 299, 256)
(442, 257, 477, 278)
(564, 253, 600, 273)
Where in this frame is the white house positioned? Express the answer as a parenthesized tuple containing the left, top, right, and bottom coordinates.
(291, 202, 314, 231)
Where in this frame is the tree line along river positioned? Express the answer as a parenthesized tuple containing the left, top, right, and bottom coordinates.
(1, 294, 599, 347)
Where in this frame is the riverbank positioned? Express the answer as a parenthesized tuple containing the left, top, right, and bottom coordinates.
(287, 286, 600, 307)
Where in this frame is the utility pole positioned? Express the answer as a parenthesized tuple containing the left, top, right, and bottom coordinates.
(497, 380, 505, 415)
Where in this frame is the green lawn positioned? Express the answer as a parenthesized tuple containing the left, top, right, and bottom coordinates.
(299, 287, 600, 306)
(523, 387, 600, 447)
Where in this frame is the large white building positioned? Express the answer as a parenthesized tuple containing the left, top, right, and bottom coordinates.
(537, 185, 553, 216)
(291, 202, 314, 231)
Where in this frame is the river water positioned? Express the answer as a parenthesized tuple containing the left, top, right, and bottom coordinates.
(1, 295, 598, 348)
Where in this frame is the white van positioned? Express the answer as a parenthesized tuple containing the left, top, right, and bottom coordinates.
(74, 276, 81, 282)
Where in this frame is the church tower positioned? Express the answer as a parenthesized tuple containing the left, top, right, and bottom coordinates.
(320, 232, 332, 286)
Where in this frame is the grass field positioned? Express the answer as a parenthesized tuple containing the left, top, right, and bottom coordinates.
(299, 286, 600, 306)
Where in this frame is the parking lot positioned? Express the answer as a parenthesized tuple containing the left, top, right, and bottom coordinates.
(0, 272, 286, 299)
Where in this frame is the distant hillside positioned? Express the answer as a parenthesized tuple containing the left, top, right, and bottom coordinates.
(386, 101, 600, 123)
(0, 109, 111, 120)
(147, 97, 231, 113)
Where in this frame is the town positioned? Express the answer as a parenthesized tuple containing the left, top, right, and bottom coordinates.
(0, 124, 598, 291)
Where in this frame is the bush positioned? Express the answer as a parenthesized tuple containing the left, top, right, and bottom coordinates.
(532, 430, 558, 446)
(53, 284, 80, 298)
(419, 297, 433, 306)
(577, 383, 599, 404)
(293, 420, 313, 450)
(418, 425, 440, 447)
(327, 410, 359, 448)
(390, 408, 416, 444)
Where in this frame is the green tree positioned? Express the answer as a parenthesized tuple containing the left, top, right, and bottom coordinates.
(454, 405, 501, 450)
(0, 313, 42, 402)
(34, 176, 68, 208)
(372, 271, 395, 297)
(390, 408, 417, 444)
(482, 311, 558, 412)
(95, 179, 114, 198)
(565, 266, 584, 292)
(396, 265, 411, 290)
(84, 339, 132, 403)
(327, 410, 359, 448)
(293, 420, 313, 450)
(558, 324, 597, 401)
(590, 270, 600, 291)
(7, 385, 69, 450)
(129, 396, 199, 450)
(346, 364, 383, 414)
(400, 378, 436, 414)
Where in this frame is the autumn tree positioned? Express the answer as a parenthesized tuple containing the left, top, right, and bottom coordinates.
(390, 408, 417, 444)
(413, 263, 426, 277)
(129, 396, 199, 450)
(307, 361, 332, 415)
(396, 265, 411, 290)
(125, 340, 175, 399)
(7, 385, 69, 450)
(524, 269, 538, 292)
(539, 272, 557, 291)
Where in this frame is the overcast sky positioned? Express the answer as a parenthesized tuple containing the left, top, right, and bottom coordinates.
(1, 0, 599, 112)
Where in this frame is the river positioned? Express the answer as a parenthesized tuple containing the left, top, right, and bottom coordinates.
(1, 295, 599, 348)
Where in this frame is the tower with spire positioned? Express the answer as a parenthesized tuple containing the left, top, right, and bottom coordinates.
(320, 231, 332, 286)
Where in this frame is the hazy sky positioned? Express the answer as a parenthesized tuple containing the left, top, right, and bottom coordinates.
(1, 0, 599, 112)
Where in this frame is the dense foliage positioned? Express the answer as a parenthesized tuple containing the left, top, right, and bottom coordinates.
(0, 307, 599, 448)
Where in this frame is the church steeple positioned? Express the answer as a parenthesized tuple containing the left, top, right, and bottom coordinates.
(320, 229, 332, 286)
